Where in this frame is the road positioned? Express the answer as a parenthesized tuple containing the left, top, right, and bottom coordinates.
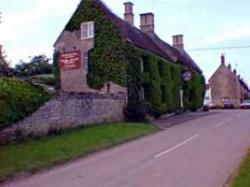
(5, 110, 250, 187)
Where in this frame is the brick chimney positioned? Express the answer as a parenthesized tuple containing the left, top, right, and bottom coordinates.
(124, 2, 134, 26)
(172, 35, 184, 52)
(228, 64, 232, 71)
(221, 54, 225, 65)
(140, 13, 154, 35)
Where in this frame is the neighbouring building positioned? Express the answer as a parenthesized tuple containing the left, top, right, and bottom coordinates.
(54, 0, 205, 116)
(208, 54, 249, 107)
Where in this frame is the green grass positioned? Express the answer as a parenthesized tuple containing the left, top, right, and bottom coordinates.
(0, 122, 158, 181)
(230, 149, 250, 187)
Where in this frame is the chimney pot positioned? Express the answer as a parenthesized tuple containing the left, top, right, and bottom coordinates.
(140, 13, 154, 34)
(221, 54, 225, 65)
(172, 35, 184, 51)
(233, 69, 237, 75)
(228, 64, 232, 71)
(124, 2, 134, 25)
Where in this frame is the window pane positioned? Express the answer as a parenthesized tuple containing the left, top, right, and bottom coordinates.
(89, 22, 94, 37)
(81, 23, 88, 38)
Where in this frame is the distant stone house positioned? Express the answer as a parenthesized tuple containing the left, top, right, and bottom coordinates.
(54, 0, 204, 115)
(208, 54, 249, 107)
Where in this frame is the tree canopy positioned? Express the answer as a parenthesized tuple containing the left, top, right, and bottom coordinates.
(15, 55, 52, 77)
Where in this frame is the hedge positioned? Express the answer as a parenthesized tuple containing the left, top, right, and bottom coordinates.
(184, 72, 205, 111)
(0, 78, 50, 128)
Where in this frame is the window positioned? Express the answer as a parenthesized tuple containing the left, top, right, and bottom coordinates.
(81, 22, 94, 39)
(141, 55, 150, 72)
(84, 52, 89, 72)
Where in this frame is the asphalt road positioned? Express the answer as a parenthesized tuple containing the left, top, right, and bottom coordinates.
(5, 110, 250, 187)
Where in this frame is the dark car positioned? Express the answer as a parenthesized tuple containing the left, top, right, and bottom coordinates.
(223, 98, 234, 109)
(240, 100, 250, 109)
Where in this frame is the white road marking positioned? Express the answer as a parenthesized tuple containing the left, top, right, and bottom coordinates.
(214, 118, 232, 129)
(154, 134, 200, 159)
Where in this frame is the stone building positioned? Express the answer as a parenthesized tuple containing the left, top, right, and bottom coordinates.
(54, 0, 203, 95)
(208, 54, 249, 107)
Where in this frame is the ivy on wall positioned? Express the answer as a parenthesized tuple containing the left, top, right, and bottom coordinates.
(65, 0, 128, 89)
(184, 72, 206, 111)
(125, 44, 183, 118)
(53, 51, 60, 90)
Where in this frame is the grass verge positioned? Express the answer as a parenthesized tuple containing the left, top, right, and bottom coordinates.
(230, 149, 250, 187)
(0, 122, 158, 182)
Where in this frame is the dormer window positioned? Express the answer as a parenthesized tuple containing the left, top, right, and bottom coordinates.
(81, 22, 94, 39)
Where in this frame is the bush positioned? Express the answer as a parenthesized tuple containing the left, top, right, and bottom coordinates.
(0, 78, 50, 128)
(184, 72, 205, 111)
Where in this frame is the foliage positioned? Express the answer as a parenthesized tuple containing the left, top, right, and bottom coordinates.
(15, 55, 52, 77)
(124, 44, 147, 121)
(184, 72, 205, 111)
(0, 78, 50, 128)
(65, 0, 128, 89)
(0, 123, 158, 181)
(125, 44, 183, 118)
(52, 51, 60, 89)
(0, 57, 13, 77)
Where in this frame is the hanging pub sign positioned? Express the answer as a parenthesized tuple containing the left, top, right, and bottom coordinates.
(59, 50, 81, 71)
(182, 70, 192, 82)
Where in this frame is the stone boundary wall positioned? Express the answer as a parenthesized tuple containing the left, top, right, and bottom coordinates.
(0, 93, 126, 145)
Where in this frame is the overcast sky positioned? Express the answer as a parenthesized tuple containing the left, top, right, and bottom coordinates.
(0, 0, 250, 84)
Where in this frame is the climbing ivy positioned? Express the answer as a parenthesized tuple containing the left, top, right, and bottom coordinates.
(53, 51, 60, 90)
(65, 0, 128, 89)
(184, 72, 205, 111)
(125, 44, 183, 118)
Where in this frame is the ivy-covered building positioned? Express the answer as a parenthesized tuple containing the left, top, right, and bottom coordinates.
(54, 0, 205, 118)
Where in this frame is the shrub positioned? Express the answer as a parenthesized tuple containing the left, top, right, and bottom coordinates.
(0, 78, 50, 128)
(184, 72, 205, 111)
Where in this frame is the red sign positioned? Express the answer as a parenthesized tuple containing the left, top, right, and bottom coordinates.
(59, 50, 81, 71)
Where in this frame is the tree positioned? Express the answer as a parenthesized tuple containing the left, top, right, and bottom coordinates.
(0, 46, 13, 77)
(15, 55, 52, 77)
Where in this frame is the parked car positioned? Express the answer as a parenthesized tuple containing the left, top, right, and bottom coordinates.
(240, 100, 250, 109)
(222, 98, 234, 109)
(203, 96, 210, 111)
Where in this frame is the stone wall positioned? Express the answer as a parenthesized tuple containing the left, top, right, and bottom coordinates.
(0, 93, 126, 145)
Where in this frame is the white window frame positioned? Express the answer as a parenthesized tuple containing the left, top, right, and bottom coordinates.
(81, 21, 94, 40)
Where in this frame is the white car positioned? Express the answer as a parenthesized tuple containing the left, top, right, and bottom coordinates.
(240, 100, 250, 109)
